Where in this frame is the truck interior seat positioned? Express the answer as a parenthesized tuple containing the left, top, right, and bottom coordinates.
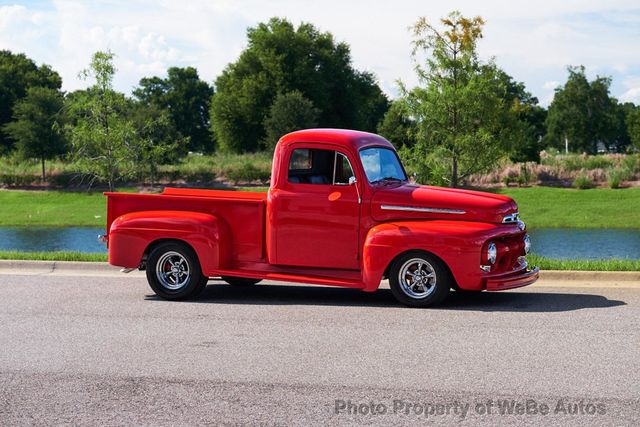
(309, 175, 329, 184)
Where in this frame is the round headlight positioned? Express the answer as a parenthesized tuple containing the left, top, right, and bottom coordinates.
(487, 242, 497, 265)
(524, 234, 531, 254)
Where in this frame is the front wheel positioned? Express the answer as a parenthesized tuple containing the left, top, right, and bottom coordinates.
(146, 241, 208, 300)
(388, 251, 451, 308)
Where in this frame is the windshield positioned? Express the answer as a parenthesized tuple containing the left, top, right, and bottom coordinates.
(359, 147, 407, 183)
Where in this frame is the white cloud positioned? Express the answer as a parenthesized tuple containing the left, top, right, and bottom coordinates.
(543, 81, 561, 90)
(0, 0, 639, 107)
(620, 88, 640, 104)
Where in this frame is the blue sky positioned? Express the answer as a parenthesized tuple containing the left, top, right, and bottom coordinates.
(1, 0, 639, 106)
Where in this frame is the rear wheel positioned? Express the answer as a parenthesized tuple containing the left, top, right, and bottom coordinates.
(146, 241, 208, 300)
(222, 276, 262, 286)
(388, 251, 451, 308)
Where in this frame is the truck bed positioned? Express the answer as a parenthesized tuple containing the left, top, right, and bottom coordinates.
(105, 188, 267, 263)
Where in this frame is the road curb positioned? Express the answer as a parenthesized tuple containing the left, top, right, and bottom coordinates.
(0, 260, 118, 272)
(540, 270, 640, 282)
(0, 260, 637, 281)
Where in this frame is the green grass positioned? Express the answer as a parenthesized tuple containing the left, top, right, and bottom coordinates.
(0, 187, 268, 227)
(0, 250, 636, 272)
(0, 250, 107, 262)
(527, 254, 640, 271)
(0, 190, 107, 226)
(1, 186, 638, 229)
(498, 187, 640, 228)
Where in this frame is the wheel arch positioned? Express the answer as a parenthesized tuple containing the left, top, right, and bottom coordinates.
(383, 248, 456, 287)
(362, 222, 466, 292)
(107, 210, 230, 275)
(141, 238, 200, 270)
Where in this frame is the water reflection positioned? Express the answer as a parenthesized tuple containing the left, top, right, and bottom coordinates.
(0, 227, 106, 253)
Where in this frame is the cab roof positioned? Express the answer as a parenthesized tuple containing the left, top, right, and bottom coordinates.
(278, 128, 395, 152)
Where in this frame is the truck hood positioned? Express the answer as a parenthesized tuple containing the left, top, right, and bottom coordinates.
(370, 183, 518, 224)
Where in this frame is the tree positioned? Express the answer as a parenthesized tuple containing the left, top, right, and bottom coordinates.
(134, 67, 214, 153)
(210, 17, 389, 153)
(131, 103, 187, 185)
(545, 66, 625, 154)
(263, 91, 319, 150)
(67, 51, 139, 191)
(3, 86, 66, 180)
(401, 12, 523, 187)
(493, 69, 547, 162)
(376, 100, 417, 148)
(0, 50, 62, 151)
(627, 105, 640, 152)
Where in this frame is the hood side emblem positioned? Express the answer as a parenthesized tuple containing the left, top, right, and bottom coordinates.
(381, 205, 466, 215)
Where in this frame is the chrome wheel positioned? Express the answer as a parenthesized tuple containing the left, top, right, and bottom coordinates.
(398, 257, 437, 299)
(155, 251, 190, 290)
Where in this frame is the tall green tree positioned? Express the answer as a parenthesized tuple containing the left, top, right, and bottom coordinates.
(0, 50, 62, 151)
(263, 91, 319, 150)
(377, 100, 417, 148)
(401, 12, 524, 187)
(131, 103, 187, 185)
(210, 17, 389, 153)
(493, 69, 547, 162)
(3, 86, 66, 180)
(134, 67, 214, 153)
(545, 66, 625, 153)
(626, 105, 640, 152)
(67, 51, 139, 191)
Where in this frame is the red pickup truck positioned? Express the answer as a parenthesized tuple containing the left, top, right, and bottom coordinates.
(104, 129, 538, 307)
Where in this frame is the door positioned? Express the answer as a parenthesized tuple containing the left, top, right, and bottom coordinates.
(274, 146, 360, 270)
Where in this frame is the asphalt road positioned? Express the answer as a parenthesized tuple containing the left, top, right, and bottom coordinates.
(0, 267, 638, 426)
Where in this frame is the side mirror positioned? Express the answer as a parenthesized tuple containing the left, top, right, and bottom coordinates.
(348, 176, 357, 185)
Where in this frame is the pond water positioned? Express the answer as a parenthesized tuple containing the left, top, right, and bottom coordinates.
(0, 227, 107, 253)
(0, 226, 638, 260)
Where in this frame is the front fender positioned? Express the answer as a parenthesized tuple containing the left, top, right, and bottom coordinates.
(362, 220, 516, 291)
(108, 210, 230, 275)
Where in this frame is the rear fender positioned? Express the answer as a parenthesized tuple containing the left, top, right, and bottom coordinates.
(108, 210, 230, 275)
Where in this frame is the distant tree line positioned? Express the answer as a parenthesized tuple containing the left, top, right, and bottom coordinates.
(0, 15, 639, 188)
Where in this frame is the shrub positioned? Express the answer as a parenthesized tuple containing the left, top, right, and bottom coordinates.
(225, 162, 271, 183)
(607, 169, 622, 189)
(572, 174, 593, 189)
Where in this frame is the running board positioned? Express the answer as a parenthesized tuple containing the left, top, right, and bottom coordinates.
(211, 269, 365, 289)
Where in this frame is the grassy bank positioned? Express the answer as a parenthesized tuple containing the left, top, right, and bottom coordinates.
(526, 254, 640, 271)
(0, 251, 107, 262)
(0, 190, 107, 226)
(0, 186, 268, 227)
(498, 187, 640, 228)
(1, 186, 639, 228)
(1, 251, 636, 272)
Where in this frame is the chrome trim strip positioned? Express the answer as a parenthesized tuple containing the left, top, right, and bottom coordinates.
(380, 205, 466, 215)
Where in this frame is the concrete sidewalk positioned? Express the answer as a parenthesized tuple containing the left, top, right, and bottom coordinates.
(0, 259, 638, 287)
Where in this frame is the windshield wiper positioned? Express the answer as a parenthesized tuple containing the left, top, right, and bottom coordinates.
(371, 176, 405, 185)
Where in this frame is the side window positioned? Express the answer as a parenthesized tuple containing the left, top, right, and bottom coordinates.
(288, 148, 355, 185)
(333, 152, 355, 185)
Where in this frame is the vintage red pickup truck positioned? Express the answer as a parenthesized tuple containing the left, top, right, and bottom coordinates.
(103, 129, 538, 307)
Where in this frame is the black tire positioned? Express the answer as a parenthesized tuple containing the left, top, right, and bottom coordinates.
(146, 241, 208, 300)
(222, 276, 262, 286)
(388, 251, 451, 308)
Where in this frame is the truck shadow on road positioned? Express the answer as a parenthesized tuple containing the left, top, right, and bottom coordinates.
(146, 282, 627, 312)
